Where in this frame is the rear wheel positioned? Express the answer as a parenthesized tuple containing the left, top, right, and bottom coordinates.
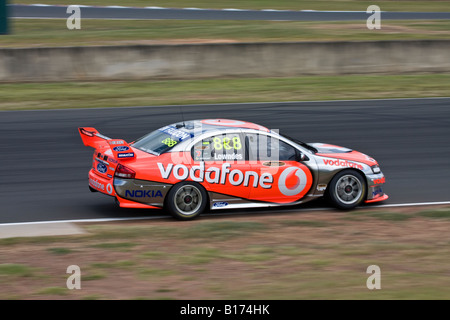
(328, 170, 366, 210)
(165, 182, 208, 220)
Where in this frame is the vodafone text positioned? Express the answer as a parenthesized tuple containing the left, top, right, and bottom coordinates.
(89, 177, 104, 190)
(158, 162, 311, 197)
(158, 162, 273, 188)
(323, 159, 363, 170)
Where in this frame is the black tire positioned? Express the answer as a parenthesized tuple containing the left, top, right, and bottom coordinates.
(327, 170, 366, 210)
(165, 182, 208, 220)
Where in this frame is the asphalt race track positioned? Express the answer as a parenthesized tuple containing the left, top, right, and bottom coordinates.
(1, 98, 449, 224)
(9, 4, 450, 21)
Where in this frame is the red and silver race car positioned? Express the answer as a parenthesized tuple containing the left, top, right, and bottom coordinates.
(79, 119, 388, 220)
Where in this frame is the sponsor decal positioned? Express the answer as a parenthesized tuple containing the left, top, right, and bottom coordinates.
(161, 138, 178, 147)
(214, 153, 243, 160)
(108, 157, 118, 164)
(117, 152, 135, 158)
(157, 162, 310, 197)
(159, 125, 191, 141)
(323, 159, 363, 170)
(157, 162, 273, 189)
(89, 178, 105, 191)
(106, 184, 113, 194)
(97, 162, 108, 174)
(317, 184, 327, 192)
(372, 177, 385, 185)
(95, 157, 108, 164)
(372, 187, 383, 198)
(213, 201, 229, 208)
(278, 167, 309, 196)
(262, 161, 285, 167)
(113, 146, 130, 152)
(108, 139, 126, 145)
(125, 190, 163, 198)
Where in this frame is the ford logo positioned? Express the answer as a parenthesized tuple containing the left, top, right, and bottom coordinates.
(97, 162, 108, 174)
(213, 201, 228, 208)
(113, 146, 129, 152)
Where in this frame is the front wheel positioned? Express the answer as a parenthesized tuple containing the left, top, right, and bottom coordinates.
(327, 170, 366, 210)
(165, 182, 208, 220)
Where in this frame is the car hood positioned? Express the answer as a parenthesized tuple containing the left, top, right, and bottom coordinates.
(309, 143, 378, 166)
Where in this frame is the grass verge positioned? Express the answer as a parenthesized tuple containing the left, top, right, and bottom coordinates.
(0, 205, 449, 299)
(4, 19, 450, 48)
(1, 74, 449, 111)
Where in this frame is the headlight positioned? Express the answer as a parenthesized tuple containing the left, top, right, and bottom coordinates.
(371, 165, 381, 174)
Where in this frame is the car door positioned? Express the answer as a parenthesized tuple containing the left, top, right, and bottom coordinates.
(190, 131, 252, 201)
(245, 132, 313, 203)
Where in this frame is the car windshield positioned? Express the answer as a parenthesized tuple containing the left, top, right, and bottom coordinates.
(132, 125, 192, 155)
(280, 133, 318, 153)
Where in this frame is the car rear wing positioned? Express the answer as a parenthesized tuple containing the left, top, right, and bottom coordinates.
(78, 127, 136, 160)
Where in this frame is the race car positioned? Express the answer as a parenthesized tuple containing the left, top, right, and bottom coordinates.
(79, 119, 388, 220)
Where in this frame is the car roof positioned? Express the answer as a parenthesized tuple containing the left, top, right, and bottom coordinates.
(168, 119, 270, 134)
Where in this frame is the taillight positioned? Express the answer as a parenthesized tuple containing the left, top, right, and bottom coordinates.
(114, 163, 136, 179)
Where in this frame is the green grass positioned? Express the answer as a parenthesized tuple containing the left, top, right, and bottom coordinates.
(90, 260, 136, 269)
(47, 247, 74, 255)
(137, 268, 175, 278)
(416, 208, 450, 219)
(138, 251, 165, 259)
(3, 19, 450, 48)
(11, 0, 450, 12)
(177, 247, 224, 265)
(35, 286, 68, 296)
(89, 242, 138, 250)
(180, 221, 267, 240)
(279, 220, 333, 227)
(350, 211, 414, 221)
(1, 74, 449, 111)
(82, 294, 104, 300)
(82, 272, 107, 281)
(0, 263, 35, 277)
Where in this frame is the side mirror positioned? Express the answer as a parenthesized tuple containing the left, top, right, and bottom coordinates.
(298, 152, 309, 162)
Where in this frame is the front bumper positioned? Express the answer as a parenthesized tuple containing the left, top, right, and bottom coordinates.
(365, 172, 388, 203)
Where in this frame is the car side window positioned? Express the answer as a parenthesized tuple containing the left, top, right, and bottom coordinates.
(278, 140, 298, 161)
(245, 133, 298, 161)
(192, 133, 245, 161)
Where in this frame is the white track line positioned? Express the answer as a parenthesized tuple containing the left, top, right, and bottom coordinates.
(0, 201, 449, 227)
(376, 201, 450, 208)
(0, 216, 166, 227)
(15, 4, 392, 13)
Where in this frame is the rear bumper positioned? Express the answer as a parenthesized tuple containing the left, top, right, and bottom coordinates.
(88, 170, 162, 209)
(113, 178, 170, 208)
(88, 169, 115, 196)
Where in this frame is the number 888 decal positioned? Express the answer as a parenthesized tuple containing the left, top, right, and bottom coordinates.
(213, 136, 242, 150)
